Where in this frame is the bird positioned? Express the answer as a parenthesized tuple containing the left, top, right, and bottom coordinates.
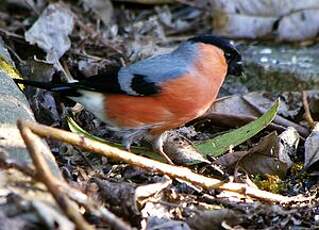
(14, 35, 242, 164)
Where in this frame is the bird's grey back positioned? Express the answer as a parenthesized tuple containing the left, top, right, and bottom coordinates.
(118, 42, 198, 95)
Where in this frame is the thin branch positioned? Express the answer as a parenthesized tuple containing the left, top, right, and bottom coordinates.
(17, 121, 94, 230)
(302, 91, 316, 129)
(19, 120, 223, 187)
(16, 121, 132, 230)
(17, 120, 300, 203)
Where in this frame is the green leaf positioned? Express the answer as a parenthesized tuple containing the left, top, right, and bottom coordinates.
(66, 116, 164, 161)
(195, 99, 280, 157)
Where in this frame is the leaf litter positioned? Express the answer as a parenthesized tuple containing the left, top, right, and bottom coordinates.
(1, 0, 319, 229)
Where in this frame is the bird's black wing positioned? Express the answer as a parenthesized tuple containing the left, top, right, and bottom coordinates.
(72, 67, 160, 96)
(14, 66, 160, 97)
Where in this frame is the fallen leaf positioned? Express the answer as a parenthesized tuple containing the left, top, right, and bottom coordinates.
(186, 209, 243, 230)
(67, 116, 164, 162)
(237, 130, 295, 177)
(306, 90, 319, 119)
(30, 90, 60, 126)
(82, 0, 114, 25)
(25, 3, 74, 63)
(304, 123, 319, 170)
(195, 99, 280, 157)
(243, 92, 290, 118)
(95, 177, 171, 223)
(218, 128, 298, 177)
(141, 202, 171, 223)
(146, 216, 191, 230)
(95, 178, 140, 219)
(206, 95, 259, 117)
(68, 116, 207, 164)
(198, 92, 307, 137)
(135, 177, 172, 205)
(163, 131, 210, 165)
(277, 127, 299, 165)
(243, 93, 309, 136)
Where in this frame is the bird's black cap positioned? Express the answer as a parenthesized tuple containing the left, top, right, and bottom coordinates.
(188, 35, 242, 76)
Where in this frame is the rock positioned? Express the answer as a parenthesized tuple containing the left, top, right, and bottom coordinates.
(0, 36, 61, 178)
(239, 43, 319, 92)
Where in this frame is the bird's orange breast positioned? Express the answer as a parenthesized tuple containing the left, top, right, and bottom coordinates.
(104, 44, 227, 134)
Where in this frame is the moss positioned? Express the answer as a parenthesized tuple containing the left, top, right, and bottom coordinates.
(0, 56, 24, 89)
(242, 63, 317, 92)
(253, 174, 285, 194)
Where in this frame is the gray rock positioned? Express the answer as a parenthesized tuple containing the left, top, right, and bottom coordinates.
(240, 44, 319, 91)
(0, 37, 61, 178)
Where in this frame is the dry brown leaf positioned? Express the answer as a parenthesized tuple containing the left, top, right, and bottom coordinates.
(207, 95, 258, 117)
(25, 3, 74, 63)
(163, 131, 209, 165)
(187, 209, 243, 230)
(217, 128, 298, 177)
(95, 177, 171, 221)
(200, 92, 308, 136)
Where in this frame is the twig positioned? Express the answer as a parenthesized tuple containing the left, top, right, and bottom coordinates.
(17, 121, 94, 230)
(302, 91, 316, 129)
(19, 120, 223, 186)
(0, 28, 25, 40)
(18, 120, 299, 203)
(17, 121, 132, 230)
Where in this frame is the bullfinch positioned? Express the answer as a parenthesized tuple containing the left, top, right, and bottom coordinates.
(14, 35, 242, 164)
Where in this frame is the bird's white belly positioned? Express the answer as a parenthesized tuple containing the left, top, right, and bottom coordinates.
(69, 90, 109, 124)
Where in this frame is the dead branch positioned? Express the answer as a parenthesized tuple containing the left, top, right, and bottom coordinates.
(17, 121, 94, 230)
(17, 120, 301, 204)
(302, 91, 316, 129)
(1, 136, 131, 230)
(17, 121, 132, 230)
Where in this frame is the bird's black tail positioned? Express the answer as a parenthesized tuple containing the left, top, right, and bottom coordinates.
(13, 78, 81, 97)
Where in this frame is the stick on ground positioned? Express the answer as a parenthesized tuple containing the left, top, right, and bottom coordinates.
(17, 119, 301, 203)
(302, 91, 316, 129)
(18, 121, 94, 230)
